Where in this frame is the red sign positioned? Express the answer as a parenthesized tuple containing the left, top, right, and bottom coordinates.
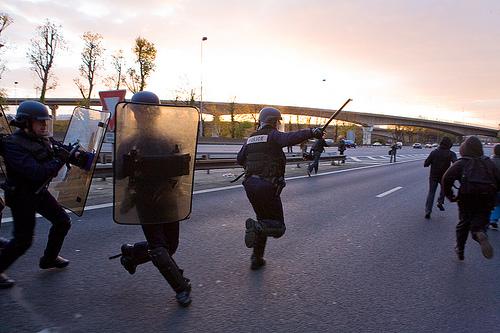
(99, 89, 126, 132)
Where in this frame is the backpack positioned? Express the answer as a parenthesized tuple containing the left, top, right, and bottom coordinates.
(459, 156, 497, 197)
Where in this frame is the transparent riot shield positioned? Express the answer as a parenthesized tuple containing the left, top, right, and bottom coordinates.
(47, 107, 110, 216)
(113, 102, 200, 225)
(0, 107, 12, 178)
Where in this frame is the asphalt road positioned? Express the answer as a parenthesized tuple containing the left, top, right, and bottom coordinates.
(0, 149, 499, 333)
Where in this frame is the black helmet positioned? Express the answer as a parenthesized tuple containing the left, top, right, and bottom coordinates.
(131, 91, 160, 104)
(15, 100, 51, 122)
(258, 107, 282, 126)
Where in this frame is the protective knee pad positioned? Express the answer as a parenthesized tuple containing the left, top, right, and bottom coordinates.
(149, 247, 188, 293)
(129, 241, 151, 265)
(257, 219, 286, 238)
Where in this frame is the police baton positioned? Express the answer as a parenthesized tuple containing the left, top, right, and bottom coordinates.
(321, 98, 352, 132)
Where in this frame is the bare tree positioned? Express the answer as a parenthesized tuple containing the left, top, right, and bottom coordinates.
(124, 37, 157, 93)
(74, 32, 104, 107)
(104, 49, 125, 90)
(26, 20, 65, 102)
(0, 13, 13, 79)
(228, 96, 237, 138)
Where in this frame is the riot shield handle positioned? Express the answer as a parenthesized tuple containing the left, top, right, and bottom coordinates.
(321, 98, 352, 132)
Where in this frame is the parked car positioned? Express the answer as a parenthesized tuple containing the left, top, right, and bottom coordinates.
(432, 143, 438, 147)
(412, 143, 422, 149)
(372, 142, 382, 146)
(396, 142, 403, 149)
(425, 143, 433, 148)
(343, 139, 357, 148)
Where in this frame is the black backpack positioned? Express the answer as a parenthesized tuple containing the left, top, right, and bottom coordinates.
(459, 156, 497, 197)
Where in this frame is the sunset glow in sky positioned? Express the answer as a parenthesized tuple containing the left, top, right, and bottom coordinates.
(1, 0, 499, 127)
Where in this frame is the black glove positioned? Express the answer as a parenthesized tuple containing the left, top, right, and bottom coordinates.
(311, 127, 324, 139)
(53, 146, 71, 163)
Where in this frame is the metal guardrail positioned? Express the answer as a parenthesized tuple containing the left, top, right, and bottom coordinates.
(93, 153, 346, 178)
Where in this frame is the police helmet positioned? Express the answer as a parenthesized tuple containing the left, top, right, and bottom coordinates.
(258, 107, 282, 125)
(15, 100, 51, 122)
(131, 91, 160, 104)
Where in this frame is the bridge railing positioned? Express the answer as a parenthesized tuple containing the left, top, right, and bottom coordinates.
(93, 152, 346, 178)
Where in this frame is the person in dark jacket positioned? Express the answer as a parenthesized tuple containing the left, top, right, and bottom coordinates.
(389, 143, 398, 163)
(0, 101, 72, 289)
(424, 136, 457, 219)
(307, 132, 329, 176)
(338, 138, 346, 164)
(442, 136, 500, 260)
(489, 144, 500, 229)
(237, 107, 323, 270)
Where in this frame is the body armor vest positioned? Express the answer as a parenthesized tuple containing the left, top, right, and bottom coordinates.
(244, 127, 286, 178)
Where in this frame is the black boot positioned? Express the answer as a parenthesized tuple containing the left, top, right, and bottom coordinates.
(39, 256, 69, 269)
(251, 236, 267, 270)
(0, 273, 15, 289)
(120, 242, 151, 274)
(150, 247, 192, 307)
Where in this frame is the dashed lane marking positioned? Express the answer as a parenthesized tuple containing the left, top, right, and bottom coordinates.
(376, 186, 403, 198)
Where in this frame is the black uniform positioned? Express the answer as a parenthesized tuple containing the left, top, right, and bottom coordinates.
(237, 125, 314, 268)
(116, 129, 191, 305)
(0, 130, 71, 275)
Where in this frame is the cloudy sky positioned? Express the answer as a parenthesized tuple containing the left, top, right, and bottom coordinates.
(1, 0, 499, 127)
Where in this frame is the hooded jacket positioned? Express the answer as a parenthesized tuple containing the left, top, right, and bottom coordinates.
(442, 136, 500, 211)
(424, 137, 457, 180)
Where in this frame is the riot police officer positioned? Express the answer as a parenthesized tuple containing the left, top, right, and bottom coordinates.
(114, 91, 192, 307)
(237, 107, 323, 270)
(0, 101, 72, 289)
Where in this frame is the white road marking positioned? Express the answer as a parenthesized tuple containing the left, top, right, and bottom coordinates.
(350, 157, 362, 162)
(376, 186, 403, 198)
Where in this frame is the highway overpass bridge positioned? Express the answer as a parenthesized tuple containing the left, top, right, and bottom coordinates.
(3, 98, 498, 143)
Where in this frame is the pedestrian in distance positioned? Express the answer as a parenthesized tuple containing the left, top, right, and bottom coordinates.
(0, 101, 74, 288)
(442, 136, 500, 261)
(237, 107, 324, 270)
(338, 137, 346, 164)
(489, 144, 500, 229)
(307, 132, 330, 176)
(423, 136, 457, 219)
(389, 142, 398, 163)
(113, 91, 193, 307)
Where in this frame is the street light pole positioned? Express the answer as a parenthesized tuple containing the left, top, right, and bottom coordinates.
(200, 36, 208, 137)
(14, 81, 18, 107)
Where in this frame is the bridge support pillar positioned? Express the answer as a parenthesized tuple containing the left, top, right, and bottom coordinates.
(362, 126, 373, 145)
(49, 104, 59, 121)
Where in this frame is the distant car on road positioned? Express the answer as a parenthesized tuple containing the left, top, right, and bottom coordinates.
(425, 143, 433, 148)
(432, 143, 438, 148)
(396, 142, 403, 149)
(412, 143, 422, 149)
(343, 139, 357, 148)
(372, 142, 382, 146)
